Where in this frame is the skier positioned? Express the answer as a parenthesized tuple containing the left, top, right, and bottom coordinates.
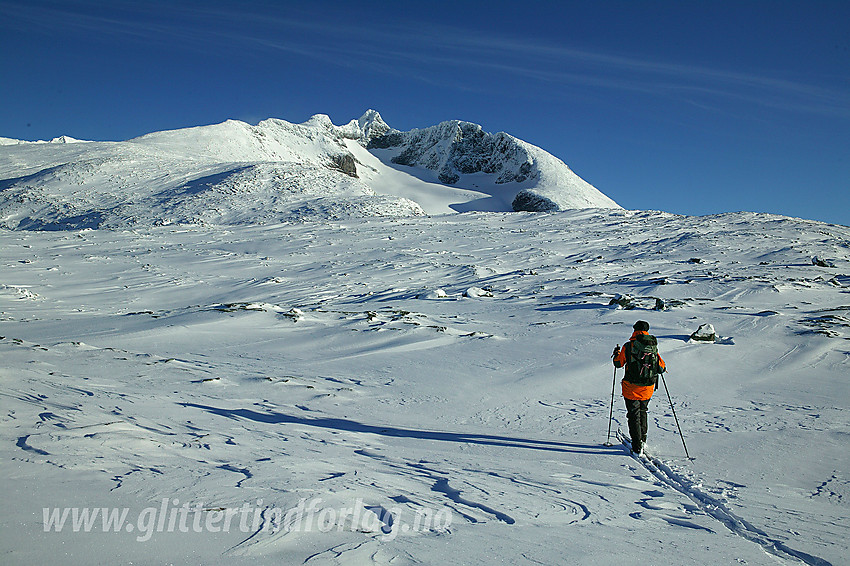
(612, 321, 665, 454)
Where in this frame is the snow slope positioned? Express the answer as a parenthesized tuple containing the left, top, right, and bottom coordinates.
(0, 115, 427, 229)
(0, 112, 618, 229)
(2, 209, 848, 565)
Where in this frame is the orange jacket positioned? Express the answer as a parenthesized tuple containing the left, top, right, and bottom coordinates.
(613, 330, 665, 401)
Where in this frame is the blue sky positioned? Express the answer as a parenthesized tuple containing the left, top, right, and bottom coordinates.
(1, 0, 848, 225)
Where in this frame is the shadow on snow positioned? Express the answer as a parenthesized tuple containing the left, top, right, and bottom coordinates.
(180, 402, 615, 455)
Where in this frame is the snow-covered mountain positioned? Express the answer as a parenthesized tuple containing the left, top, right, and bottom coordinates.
(359, 110, 619, 212)
(0, 111, 618, 229)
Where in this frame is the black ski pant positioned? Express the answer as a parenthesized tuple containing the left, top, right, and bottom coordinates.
(624, 398, 650, 450)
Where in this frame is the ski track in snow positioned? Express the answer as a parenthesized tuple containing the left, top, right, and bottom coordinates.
(1, 209, 849, 564)
(617, 431, 832, 566)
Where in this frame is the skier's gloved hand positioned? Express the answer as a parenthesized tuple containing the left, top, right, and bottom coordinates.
(612, 345, 620, 359)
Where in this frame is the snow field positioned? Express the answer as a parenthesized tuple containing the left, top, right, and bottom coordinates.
(1, 209, 849, 565)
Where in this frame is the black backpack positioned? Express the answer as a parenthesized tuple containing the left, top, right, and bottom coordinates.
(625, 334, 660, 386)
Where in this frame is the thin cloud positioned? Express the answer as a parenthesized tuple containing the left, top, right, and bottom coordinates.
(402, 30, 850, 118)
(3, 1, 847, 119)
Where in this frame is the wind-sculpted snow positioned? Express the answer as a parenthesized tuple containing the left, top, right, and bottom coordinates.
(1, 209, 848, 564)
(0, 111, 617, 229)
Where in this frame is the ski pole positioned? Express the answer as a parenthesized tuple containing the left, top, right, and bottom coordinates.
(660, 372, 692, 460)
(604, 363, 618, 447)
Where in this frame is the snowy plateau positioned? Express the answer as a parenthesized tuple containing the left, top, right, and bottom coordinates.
(1, 112, 849, 566)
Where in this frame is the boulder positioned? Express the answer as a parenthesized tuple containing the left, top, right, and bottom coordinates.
(690, 323, 716, 342)
(464, 287, 493, 298)
(608, 294, 635, 310)
(812, 256, 836, 268)
(419, 289, 448, 299)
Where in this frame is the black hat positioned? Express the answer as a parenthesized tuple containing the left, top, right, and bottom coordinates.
(633, 320, 650, 331)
